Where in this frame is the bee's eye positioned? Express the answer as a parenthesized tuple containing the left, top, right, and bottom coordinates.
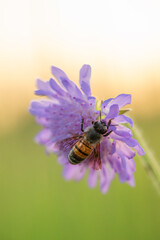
(101, 121, 106, 126)
(93, 121, 98, 128)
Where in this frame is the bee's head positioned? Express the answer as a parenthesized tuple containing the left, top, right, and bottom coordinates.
(93, 120, 107, 134)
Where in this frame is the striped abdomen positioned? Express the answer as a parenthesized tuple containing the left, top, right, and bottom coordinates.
(68, 138, 94, 165)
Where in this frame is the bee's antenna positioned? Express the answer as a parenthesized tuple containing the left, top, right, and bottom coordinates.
(99, 100, 103, 121)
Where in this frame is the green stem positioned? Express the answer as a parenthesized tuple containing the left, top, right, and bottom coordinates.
(133, 123, 160, 195)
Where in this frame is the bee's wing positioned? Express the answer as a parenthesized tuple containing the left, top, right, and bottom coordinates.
(86, 143, 101, 170)
(56, 133, 85, 153)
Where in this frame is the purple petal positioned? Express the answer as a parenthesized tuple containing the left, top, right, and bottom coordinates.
(36, 79, 50, 91)
(29, 101, 49, 117)
(36, 79, 55, 98)
(46, 142, 59, 153)
(100, 166, 115, 193)
(122, 138, 138, 147)
(118, 160, 135, 184)
(101, 98, 113, 114)
(119, 171, 129, 183)
(51, 66, 83, 98)
(110, 94, 131, 108)
(129, 158, 136, 172)
(88, 169, 98, 188)
(120, 154, 126, 169)
(51, 66, 70, 84)
(79, 65, 91, 97)
(49, 78, 67, 96)
(88, 96, 96, 108)
(114, 125, 133, 138)
(35, 129, 52, 144)
(101, 98, 113, 109)
(134, 144, 145, 156)
(100, 166, 108, 193)
(115, 115, 133, 128)
(114, 130, 132, 138)
(35, 116, 50, 127)
(35, 89, 49, 96)
(127, 176, 135, 187)
(117, 141, 136, 159)
(110, 142, 116, 155)
(111, 155, 121, 172)
(105, 104, 119, 119)
(108, 125, 116, 132)
(63, 164, 77, 180)
(57, 155, 68, 165)
(75, 166, 86, 181)
(118, 137, 145, 156)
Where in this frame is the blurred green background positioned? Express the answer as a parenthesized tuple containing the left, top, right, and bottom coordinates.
(0, 115, 160, 240)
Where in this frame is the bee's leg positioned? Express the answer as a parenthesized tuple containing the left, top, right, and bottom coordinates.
(94, 148, 98, 156)
(81, 118, 84, 132)
(104, 119, 112, 133)
(103, 130, 112, 137)
(106, 119, 112, 131)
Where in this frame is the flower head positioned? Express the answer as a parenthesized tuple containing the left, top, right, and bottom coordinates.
(29, 65, 145, 193)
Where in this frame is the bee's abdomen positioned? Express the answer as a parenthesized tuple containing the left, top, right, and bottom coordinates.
(68, 139, 94, 165)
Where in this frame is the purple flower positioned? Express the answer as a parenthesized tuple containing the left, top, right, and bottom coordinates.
(29, 65, 145, 193)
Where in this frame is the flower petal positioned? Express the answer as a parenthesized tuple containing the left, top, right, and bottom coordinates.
(100, 165, 115, 193)
(51, 66, 83, 98)
(127, 176, 135, 187)
(57, 155, 68, 165)
(75, 166, 86, 181)
(119, 170, 129, 183)
(35, 79, 55, 98)
(115, 114, 133, 128)
(110, 94, 131, 108)
(116, 141, 136, 159)
(111, 142, 116, 155)
(49, 78, 67, 96)
(88, 169, 98, 188)
(100, 166, 108, 193)
(119, 137, 145, 156)
(120, 154, 126, 169)
(134, 144, 145, 156)
(36, 79, 50, 91)
(88, 96, 96, 108)
(105, 104, 119, 119)
(35, 129, 52, 144)
(79, 64, 91, 97)
(63, 164, 78, 180)
(101, 98, 113, 114)
(114, 125, 133, 138)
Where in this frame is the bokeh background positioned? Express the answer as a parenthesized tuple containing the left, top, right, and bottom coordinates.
(1, 0, 160, 239)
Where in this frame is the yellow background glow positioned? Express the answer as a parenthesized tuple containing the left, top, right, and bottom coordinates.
(1, 0, 160, 132)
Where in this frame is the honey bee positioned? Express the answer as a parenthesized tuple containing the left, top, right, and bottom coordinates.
(68, 118, 113, 169)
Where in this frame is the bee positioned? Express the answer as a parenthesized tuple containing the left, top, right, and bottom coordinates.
(68, 118, 113, 169)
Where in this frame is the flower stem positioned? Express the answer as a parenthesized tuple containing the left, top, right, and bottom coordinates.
(133, 123, 160, 195)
